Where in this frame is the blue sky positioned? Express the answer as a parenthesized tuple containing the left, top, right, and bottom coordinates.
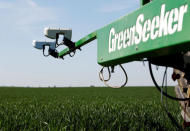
(0, 0, 177, 87)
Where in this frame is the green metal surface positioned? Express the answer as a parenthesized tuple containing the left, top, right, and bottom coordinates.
(59, 31, 97, 57)
(59, 0, 190, 67)
(97, 0, 190, 66)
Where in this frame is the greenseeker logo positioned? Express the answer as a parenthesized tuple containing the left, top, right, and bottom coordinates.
(109, 4, 188, 53)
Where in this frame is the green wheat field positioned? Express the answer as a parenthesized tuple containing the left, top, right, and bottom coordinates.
(0, 87, 186, 130)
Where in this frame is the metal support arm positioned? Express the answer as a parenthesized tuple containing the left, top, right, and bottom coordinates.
(58, 31, 97, 58)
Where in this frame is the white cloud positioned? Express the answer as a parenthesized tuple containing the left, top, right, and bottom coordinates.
(0, 0, 59, 39)
(26, 0, 37, 7)
(0, 0, 57, 28)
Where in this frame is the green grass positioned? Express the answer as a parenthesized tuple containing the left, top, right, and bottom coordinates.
(0, 87, 185, 130)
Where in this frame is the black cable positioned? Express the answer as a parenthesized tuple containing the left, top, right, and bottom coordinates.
(161, 67, 167, 104)
(165, 111, 183, 131)
(99, 64, 128, 88)
(158, 67, 183, 130)
(43, 46, 50, 57)
(162, 67, 183, 131)
(162, 67, 167, 87)
(161, 67, 166, 105)
(99, 67, 111, 82)
(148, 61, 190, 101)
(56, 42, 64, 48)
(165, 68, 168, 106)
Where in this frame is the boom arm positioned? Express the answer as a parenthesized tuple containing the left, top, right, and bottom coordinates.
(59, 31, 97, 58)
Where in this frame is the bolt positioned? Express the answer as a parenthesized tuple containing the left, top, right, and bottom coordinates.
(136, 46, 138, 51)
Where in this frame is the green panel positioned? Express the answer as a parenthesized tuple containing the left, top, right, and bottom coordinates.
(97, 0, 190, 66)
(59, 31, 97, 57)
